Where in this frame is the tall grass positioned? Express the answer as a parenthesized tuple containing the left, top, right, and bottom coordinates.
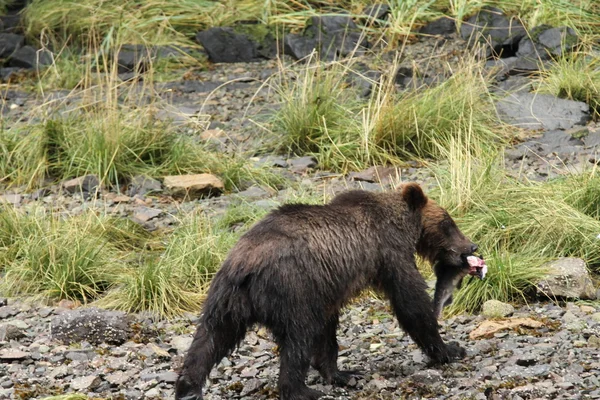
(0, 207, 131, 302)
(373, 58, 504, 160)
(270, 54, 505, 171)
(431, 142, 600, 315)
(96, 207, 258, 318)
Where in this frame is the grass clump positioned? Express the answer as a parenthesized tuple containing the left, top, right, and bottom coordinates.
(536, 52, 600, 119)
(0, 207, 134, 302)
(373, 59, 503, 160)
(96, 207, 257, 318)
(445, 250, 550, 315)
(270, 55, 505, 172)
(0, 109, 281, 192)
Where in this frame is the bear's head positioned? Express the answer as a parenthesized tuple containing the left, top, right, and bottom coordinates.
(401, 183, 478, 269)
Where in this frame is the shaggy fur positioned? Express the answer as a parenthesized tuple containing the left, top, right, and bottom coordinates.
(175, 183, 477, 400)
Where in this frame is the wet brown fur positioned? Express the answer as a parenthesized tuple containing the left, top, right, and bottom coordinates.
(175, 182, 475, 400)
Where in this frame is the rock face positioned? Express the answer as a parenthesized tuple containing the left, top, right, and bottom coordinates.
(284, 15, 369, 61)
(51, 308, 132, 345)
(163, 173, 224, 200)
(496, 93, 590, 130)
(536, 258, 596, 300)
(482, 300, 515, 318)
(460, 7, 526, 58)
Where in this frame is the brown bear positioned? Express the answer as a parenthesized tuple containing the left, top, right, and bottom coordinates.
(175, 182, 478, 400)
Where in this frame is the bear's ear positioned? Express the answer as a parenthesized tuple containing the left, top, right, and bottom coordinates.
(401, 182, 428, 210)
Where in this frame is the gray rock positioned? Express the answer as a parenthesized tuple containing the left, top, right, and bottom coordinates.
(62, 174, 100, 195)
(0, 306, 18, 319)
(287, 156, 318, 170)
(517, 25, 578, 60)
(420, 16, 455, 36)
(0, 349, 29, 361)
(51, 308, 132, 345)
(116, 45, 185, 73)
(240, 378, 265, 396)
(536, 257, 596, 300)
(410, 369, 443, 385)
(363, 3, 390, 21)
(129, 175, 162, 196)
(106, 370, 133, 385)
(0, 33, 24, 58)
(482, 300, 515, 318)
(157, 371, 178, 384)
(284, 15, 369, 61)
(0, 324, 25, 341)
(170, 335, 193, 354)
(196, 26, 275, 63)
(496, 93, 590, 130)
(8, 45, 53, 69)
(71, 375, 101, 391)
(132, 207, 162, 223)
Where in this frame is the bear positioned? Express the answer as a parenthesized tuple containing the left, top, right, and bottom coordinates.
(175, 182, 478, 400)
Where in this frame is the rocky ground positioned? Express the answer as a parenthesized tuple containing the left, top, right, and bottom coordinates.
(3, 297, 600, 400)
(2, 6, 600, 400)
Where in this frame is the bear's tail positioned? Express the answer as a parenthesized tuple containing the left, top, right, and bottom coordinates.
(175, 272, 252, 400)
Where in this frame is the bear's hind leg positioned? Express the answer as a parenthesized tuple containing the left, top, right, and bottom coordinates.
(277, 335, 325, 400)
(310, 314, 363, 386)
(175, 315, 248, 400)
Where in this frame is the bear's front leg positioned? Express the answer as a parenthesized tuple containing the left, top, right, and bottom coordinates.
(381, 261, 466, 365)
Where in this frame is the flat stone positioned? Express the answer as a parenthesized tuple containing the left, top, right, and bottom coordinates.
(496, 93, 590, 130)
(0, 349, 29, 361)
(163, 174, 224, 200)
(0, 194, 21, 205)
(133, 207, 162, 222)
(62, 175, 100, 194)
(70, 375, 101, 391)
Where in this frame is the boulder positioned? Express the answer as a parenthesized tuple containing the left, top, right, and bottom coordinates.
(362, 4, 390, 22)
(128, 175, 162, 196)
(116, 45, 188, 73)
(163, 173, 224, 200)
(496, 92, 590, 130)
(51, 308, 132, 345)
(536, 258, 596, 300)
(460, 7, 526, 58)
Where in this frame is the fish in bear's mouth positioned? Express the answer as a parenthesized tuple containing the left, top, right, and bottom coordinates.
(466, 255, 487, 279)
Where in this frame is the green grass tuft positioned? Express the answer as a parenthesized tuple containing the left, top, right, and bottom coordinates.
(536, 51, 600, 119)
(0, 207, 127, 302)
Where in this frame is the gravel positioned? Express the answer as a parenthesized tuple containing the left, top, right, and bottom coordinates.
(1, 298, 600, 399)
